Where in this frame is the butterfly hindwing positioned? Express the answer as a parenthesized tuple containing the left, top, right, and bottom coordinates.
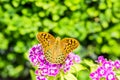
(44, 48, 53, 63)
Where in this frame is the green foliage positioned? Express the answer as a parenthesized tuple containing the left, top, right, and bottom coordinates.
(30, 64, 88, 80)
(0, 0, 120, 79)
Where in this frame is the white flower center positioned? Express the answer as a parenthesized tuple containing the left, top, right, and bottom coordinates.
(43, 69, 47, 72)
(116, 63, 119, 67)
(100, 70, 104, 74)
(108, 74, 113, 79)
(51, 69, 55, 73)
(34, 59, 37, 62)
(105, 64, 110, 68)
(94, 73, 98, 78)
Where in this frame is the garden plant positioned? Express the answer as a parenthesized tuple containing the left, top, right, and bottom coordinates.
(0, 0, 120, 80)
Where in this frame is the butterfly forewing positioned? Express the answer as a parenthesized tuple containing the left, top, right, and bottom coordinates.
(36, 32, 55, 50)
(61, 38, 79, 56)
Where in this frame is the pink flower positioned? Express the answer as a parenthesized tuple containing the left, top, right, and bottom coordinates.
(106, 72, 116, 80)
(29, 55, 39, 66)
(90, 56, 118, 80)
(97, 66, 107, 77)
(41, 67, 49, 75)
(96, 56, 106, 64)
(73, 55, 81, 63)
(29, 44, 81, 80)
(48, 68, 59, 76)
(29, 44, 44, 66)
(67, 53, 81, 63)
(90, 71, 99, 79)
(114, 60, 120, 69)
(36, 75, 47, 80)
(103, 61, 113, 70)
(92, 78, 100, 80)
(63, 64, 71, 73)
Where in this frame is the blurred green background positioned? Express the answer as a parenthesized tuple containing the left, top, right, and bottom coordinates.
(0, 0, 120, 80)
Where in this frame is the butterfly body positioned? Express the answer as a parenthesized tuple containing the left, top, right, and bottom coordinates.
(37, 32, 79, 64)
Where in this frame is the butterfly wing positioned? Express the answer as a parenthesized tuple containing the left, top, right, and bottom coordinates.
(36, 32, 55, 63)
(61, 38, 79, 56)
(36, 32, 55, 49)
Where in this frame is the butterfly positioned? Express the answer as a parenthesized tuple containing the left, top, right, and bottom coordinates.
(36, 32, 79, 64)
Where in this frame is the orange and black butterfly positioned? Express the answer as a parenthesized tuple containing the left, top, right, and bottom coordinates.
(36, 32, 79, 64)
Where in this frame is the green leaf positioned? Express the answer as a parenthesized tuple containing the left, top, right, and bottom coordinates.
(60, 72, 65, 80)
(82, 59, 98, 72)
(30, 70, 36, 80)
(64, 73, 77, 80)
(69, 64, 87, 73)
(0, 33, 9, 50)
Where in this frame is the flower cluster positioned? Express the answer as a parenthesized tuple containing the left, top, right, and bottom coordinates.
(90, 56, 120, 80)
(29, 44, 80, 80)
